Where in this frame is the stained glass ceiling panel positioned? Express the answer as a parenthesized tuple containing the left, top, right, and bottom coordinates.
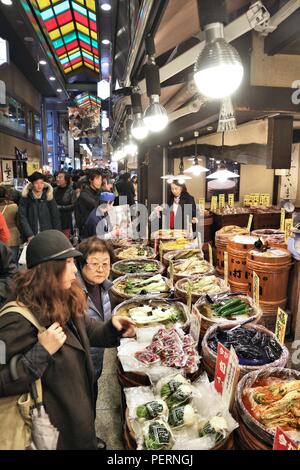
(76, 93, 101, 108)
(33, 0, 99, 74)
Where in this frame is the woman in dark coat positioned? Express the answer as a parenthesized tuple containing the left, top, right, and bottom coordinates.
(0, 230, 135, 450)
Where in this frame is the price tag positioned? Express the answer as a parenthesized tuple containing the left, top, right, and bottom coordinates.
(228, 194, 235, 208)
(190, 306, 201, 344)
(222, 346, 240, 411)
(280, 208, 285, 232)
(265, 194, 271, 206)
(219, 194, 225, 209)
(247, 214, 253, 232)
(197, 232, 203, 257)
(275, 307, 288, 345)
(208, 243, 213, 266)
(273, 428, 297, 450)
(243, 195, 250, 206)
(224, 251, 228, 287)
(211, 196, 218, 212)
(285, 218, 293, 243)
(254, 193, 260, 205)
(214, 343, 230, 395)
(187, 282, 193, 314)
(199, 198, 205, 210)
(169, 260, 174, 288)
(159, 242, 163, 264)
(253, 271, 260, 307)
(259, 194, 265, 205)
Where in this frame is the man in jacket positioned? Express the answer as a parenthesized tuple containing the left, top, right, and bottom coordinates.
(75, 170, 102, 235)
(81, 192, 119, 240)
(0, 242, 17, 307)
(115, 172, 135, 207)
(18, 172, 61, 242)
(54, 171, 77, 239)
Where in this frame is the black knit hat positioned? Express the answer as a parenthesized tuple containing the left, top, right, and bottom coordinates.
(28, 172, 45, 183)
(26, 230, 82, 269)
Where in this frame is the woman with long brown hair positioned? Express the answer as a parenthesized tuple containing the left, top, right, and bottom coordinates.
(0, 230, 135, 450)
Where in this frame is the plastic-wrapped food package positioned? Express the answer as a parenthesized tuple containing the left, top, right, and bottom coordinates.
(138, 419, 175, 450)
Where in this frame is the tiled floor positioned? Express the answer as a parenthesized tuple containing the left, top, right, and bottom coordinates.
(95, 348, 125, 450)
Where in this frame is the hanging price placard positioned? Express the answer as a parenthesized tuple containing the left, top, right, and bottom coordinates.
(219, 194, 225, 209)
(208, 243, 213, 266)
(214, 343, 230, 395)
(280, 208, 286, 232)
(275, 307, 288, 345)
(169, 260, 174, 289)
(199, 198, 205, 210)
(224, 251, 228, 287)
(187, 282, 193, 314)
(285, 218, 293, 243)
(211, 196, 218, 212)
(228, 194, 235, 208)
(253, 271, 260, 307)
(247, 214, 253, 232)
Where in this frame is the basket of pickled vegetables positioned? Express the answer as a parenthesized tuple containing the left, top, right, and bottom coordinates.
(175, 275, 229, 304)
(123, 372, 238, 450)
(111, 274, 171, 302)
(113, 297, 189, 329)
(235, 367, 300, 449)
(114, 244, 156, 261)
(112, 259, 164, 279)
(168, 257, 214, 282)
(202, 324, 289, 379)
(163, 249, 203, 267)
(152, 229, 191, 241)
(159, 238, 196, 253)
(194, 294, 262, 340)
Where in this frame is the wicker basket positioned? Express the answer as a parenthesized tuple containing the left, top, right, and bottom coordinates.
(114, 245, 156, 262)
(111, 273, 171, 303)
(175, 275, 230, 304)
(112, 258, 165, 279)
(168, 259, 215, 283)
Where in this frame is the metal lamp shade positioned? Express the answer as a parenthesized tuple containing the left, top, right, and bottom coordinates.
(144, 98, 169, 133)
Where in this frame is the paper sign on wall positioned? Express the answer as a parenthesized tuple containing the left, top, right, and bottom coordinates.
(275, 308, 288, 345)
(253, 271, 260, 307)
(273, 428, 297, 450)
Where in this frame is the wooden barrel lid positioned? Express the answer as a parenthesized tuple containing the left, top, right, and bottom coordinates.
(247, 247, 291, 264)
(228, 235, 258, 251)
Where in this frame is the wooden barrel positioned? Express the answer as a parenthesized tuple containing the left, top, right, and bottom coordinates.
(112, 258, 165, 279)
(215, 226, 249, 275)
(193, 295, 262, 341)
(201, 323, 289, 380)
(204, 214, 214, 243)
(251, 229, 286, 249)
(234, 367, 300, 450)
(247, 247, 292, 320)
(227, 235, 258, 294)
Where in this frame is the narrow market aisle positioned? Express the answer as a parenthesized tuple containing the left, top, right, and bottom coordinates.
(95, 349, 125, 450)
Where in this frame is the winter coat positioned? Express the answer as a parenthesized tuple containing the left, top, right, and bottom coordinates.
(167, 191, 197, 231)
(53, 186, 77, 231)
(116, 180, 136, 207)
(0, 203, 21, 247)
(77, 273, 115, 380)
(18, 183, 61, 241)
(0, 242, 17, 306)
(75, 185, 100, 234)
(0, 309, 121, 449)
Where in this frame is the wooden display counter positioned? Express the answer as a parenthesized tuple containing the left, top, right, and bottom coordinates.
(252, 212, 281, 230)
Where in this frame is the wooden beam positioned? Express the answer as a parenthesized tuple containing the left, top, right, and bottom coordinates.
(266, 115, 293, 169)
(264, 9, 300, 55)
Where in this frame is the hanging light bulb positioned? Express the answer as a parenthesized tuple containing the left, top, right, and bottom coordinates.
(124, 136, 138, 156)
(184, 131, 209, 176)
(161, 175, 175, 184)
(131, 92, 149, 140)
(194, 23, 244, 99)
(143, 35, 168, 133)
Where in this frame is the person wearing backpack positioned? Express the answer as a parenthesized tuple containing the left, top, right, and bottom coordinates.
(0, 230, 135, 450)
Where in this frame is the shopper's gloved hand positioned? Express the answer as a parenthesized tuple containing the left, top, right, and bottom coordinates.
(112, 316, 136, 338)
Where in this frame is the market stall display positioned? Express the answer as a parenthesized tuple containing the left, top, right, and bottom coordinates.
(234, 368, 300, 450)
(151, 229, 191, 241)
(194, 294, 262, 340)
(215, 226, 249, 275)
(227, 235, 258, 293)
(175, 275, 229, 304)
(168, 257, 214, 281)
(112, 259, 164, 279)
(114, 244, 156, 261)
(113, 297, 189, 329)
(160, 238, 196, 252)
(201, 324, 289, 379)
(251, 229, 286, 248)
(111, 274, 171, 303)
(247, 247, 292, 328)
(163, 249, 203, 268)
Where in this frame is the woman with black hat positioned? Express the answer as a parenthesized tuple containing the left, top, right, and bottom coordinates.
(18, 172, 61, 242)
(0, 230, 135, 450)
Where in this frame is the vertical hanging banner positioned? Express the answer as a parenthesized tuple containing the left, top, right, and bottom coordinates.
(285, 218, 293, 243)
(280, 208, 286, 232)
(208, 243, 213, 267)
(275, 308, 288, 345)
(273, 428, 297, 450)
(219, 194, 225, 209)
(224, 251, 229, 287)
(228, 194, 235, 208)
(247, 214, 253, 233)
(211, 196, 218, 212)
(253, 271, 260, 307)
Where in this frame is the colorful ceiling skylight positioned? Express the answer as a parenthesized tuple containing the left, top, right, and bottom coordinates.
(76, 93, 101, 108)
(33, 0, 100, 74)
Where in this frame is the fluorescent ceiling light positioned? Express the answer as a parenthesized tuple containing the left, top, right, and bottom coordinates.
(49, 76, 56, 81)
